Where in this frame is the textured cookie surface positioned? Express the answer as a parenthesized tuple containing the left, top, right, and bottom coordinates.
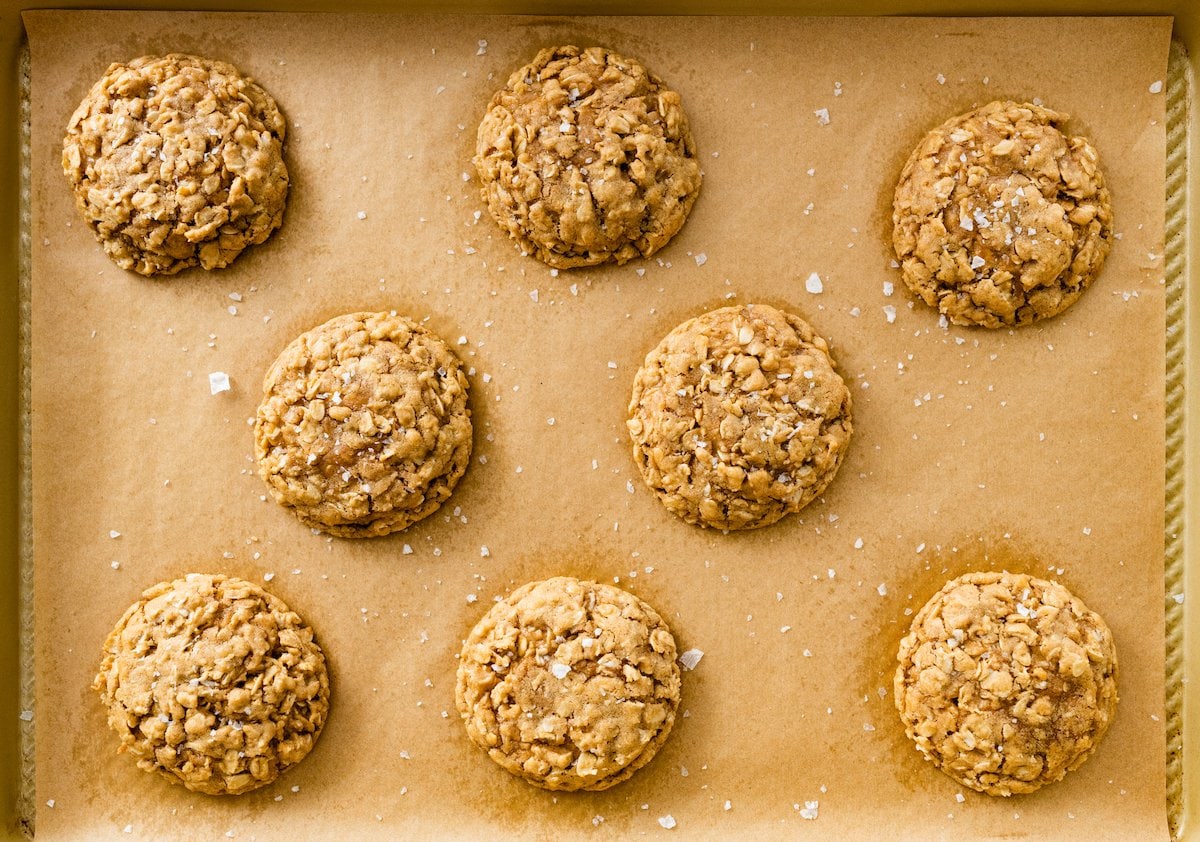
(254, 311, 472, 538)
(475, 45, 702, 268)
(94, 573, 329, 795)
(62, 53, 288, 276)
(456, 577, 681, 791)
(894, 571, 1118, 796)
(627, 304, 852, 530)
(892, 100, 1112, 327)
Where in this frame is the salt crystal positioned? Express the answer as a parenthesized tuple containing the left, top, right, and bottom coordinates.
(1149, 80, 1163, 94)
(356, 211, 367, 220)
(109, 530, 121, 539)
(813, 108, 830, 126)
(800, 801, 819, 820)
(529, 289, 539, 303)
(882, 305, 897, 323)
(695, 253, 708, 267)
(805, 272, 824, 294)
(209, 372, 231, 395)
(480, 546, 490, 557)
(658, 815, 677, 830)
(882, 281, 894, 296)
(679, 649, 704, 670)
(550, 662, 570, 679)
(877, 583, 887, 597)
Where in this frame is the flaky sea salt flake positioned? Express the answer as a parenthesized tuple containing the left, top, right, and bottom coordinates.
(209, 371, 231, 395)
(805, 272, 824, 294)
(679, 648, 704, 670)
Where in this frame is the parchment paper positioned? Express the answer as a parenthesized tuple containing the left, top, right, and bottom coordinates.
(24, 12, 1170, 840)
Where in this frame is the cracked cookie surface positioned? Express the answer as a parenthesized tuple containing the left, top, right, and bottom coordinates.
(63, 53, 288, 276)
(94, 573, 329, 795)
(892, 100, 1112, 327)
(455, 576, 681, 791)
(895, 571, 1118, 796)
(254, 311, 472, 538)
(627, 304, 852, 530)
(475, 45, 702, 268)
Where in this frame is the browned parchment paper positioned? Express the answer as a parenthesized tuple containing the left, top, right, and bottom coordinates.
(25, 12, 1170, 840)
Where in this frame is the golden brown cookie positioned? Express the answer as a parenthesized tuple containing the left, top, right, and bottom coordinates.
(892, 100, 1112, 327)
(62, 54, 288, 276)
(94, 574, 330, 795)
(894, 571, 1118, 796)
(455, 576, 681, 791)
(254, 311, 472, 538)
(474, 45, 702, 268)
(627, 304, 853, 531)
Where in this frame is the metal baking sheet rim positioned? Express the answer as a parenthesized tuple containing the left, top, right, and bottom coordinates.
(4, 11, 1195, 841)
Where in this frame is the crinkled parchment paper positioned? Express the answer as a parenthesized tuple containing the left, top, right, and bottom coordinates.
(25, 11, 1169, 840)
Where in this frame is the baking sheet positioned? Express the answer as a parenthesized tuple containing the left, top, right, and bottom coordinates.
(24, 11, 1170, 840)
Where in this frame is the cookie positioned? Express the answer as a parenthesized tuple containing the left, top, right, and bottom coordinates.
(94, 573, 330, 795)
(62, 54, 288, 276)
(892, 100, 1113, 327)
(894, 571, 1118, 796)
(456, 576, 681, 791)
(475, 45, 702, 268)
(254, 311, 472, 538)
(627, 304, 853, 531)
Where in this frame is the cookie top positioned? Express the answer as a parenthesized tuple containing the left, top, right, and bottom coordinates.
(627, 304, 853, 531)
(474, 45, 702, 268)
(892, 100, 1112, 327)
(455, 576, 681, 791)
(93, 573, 330, 795)
(254, 311, 472, 538)
(894, 571, 1118, 796)
(62, 53, 288, 276)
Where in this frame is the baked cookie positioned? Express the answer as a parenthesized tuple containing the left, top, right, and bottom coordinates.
(254, 311, 472, 538)
(627, 304, 852, 530)
(892, 100, 1113, 327)
(475, 45, 702, 268)
(62, 53, 288, 276)
(894, 571, 1118, 796)
(94, 573, 330, 795)
(456, 576, 681, 791)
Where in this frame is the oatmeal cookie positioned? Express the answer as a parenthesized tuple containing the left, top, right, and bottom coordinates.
(62, 53, 288, 276)
(892, 100, 1112, 327)
(627, 304, 852, 530)
(894, 571, 1118, 796)
(254, 311, 472, 538)
(456, 576, 681, 791)
(94, 573, 330, 795)
(475, 45, 702, 268)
